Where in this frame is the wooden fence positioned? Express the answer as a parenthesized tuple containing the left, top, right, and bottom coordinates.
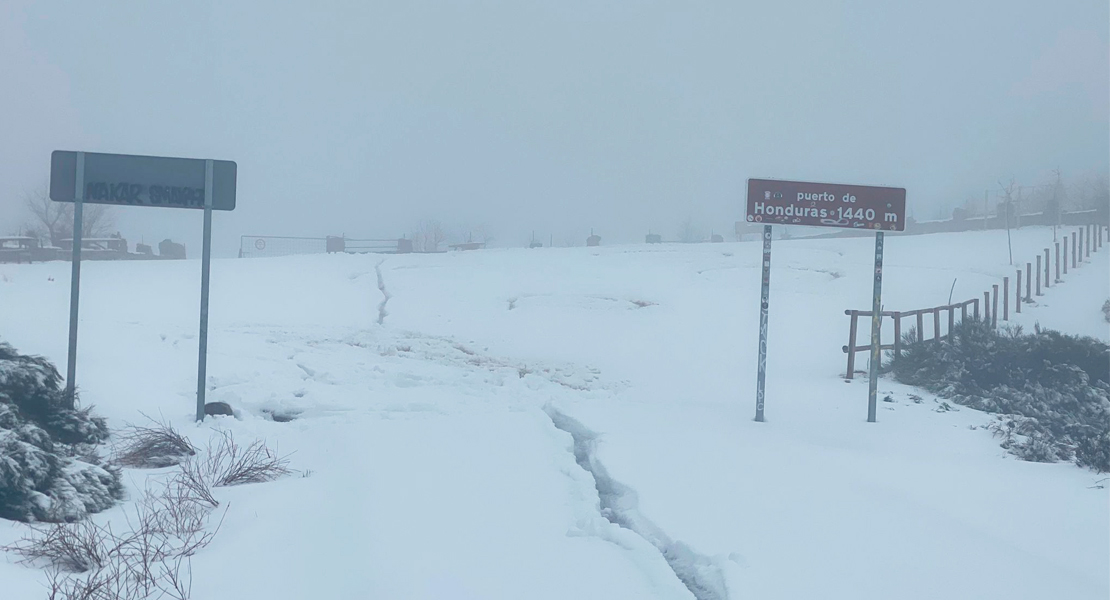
(842, 224, 1110, 379)
(842, 298, 979, 379)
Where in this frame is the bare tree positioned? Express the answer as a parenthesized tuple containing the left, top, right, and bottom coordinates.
(411, 219, 448, 252)
(677, 216, 705, 243)
(24, 187, 115, 246)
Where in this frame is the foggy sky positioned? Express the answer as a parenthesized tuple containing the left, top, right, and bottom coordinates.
(2, 0, 1107, 256)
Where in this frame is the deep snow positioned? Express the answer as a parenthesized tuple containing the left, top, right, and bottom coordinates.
(1, 226, 1107, 599)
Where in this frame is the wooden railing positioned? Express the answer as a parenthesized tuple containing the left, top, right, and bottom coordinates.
(842, 298, 979, 380)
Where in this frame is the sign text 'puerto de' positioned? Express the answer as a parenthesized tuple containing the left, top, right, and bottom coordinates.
(50, 151, 237, 423)
(745, 178, 906, 426)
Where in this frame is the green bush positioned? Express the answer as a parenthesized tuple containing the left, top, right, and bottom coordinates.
(0, 342, 122, 522)
(893, 319, 1110, 472)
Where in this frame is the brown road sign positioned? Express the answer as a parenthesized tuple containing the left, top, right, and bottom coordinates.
(746, 178, 906, 231)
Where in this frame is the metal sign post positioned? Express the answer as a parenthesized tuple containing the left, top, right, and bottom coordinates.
(196, 160, 215, 421)
(50, 151, 236, 421)
(754, 225, 772, 422)
(64, 152, 85, 406)
(867, 232, 884, 423)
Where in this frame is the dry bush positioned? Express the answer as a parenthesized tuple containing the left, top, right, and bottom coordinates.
(4, 475, 224, 600)
(187, 430, 291, 488)
(4, 430, 288, 599)
(113, 416, 196, 469)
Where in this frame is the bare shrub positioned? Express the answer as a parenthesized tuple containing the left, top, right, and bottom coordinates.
(191, 430, 291, 488)
(3, 520, 114, 572)
(4, 475, 225, 600)
(113, 416, 196, 469)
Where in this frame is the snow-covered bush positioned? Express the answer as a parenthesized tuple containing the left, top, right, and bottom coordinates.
(0, 342, 123, 522)
(893, 320, 1110, 472)
(1103, 299, 1110, 323)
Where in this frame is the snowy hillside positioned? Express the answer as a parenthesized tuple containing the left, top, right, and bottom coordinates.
(1, 226, 1107, 600)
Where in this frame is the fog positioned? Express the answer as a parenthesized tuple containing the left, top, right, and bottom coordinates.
(2, 0, 1107, 256)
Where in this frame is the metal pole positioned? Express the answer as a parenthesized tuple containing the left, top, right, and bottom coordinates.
(754, 225, 772, 422)
(867, 232, 884, 423)
(196, 160, 214, 421)
(64, 152, 85, 408)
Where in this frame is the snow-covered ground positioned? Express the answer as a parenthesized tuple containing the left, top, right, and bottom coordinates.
(1, 226, 1107, 599)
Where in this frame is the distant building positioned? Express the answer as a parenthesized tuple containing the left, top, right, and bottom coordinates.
(645, 233, 662, 244)
(586, 234, 601, 247)
(159, 239, 186, 259)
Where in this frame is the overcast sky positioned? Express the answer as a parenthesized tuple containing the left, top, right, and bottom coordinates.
(2, 0, 1107, 255)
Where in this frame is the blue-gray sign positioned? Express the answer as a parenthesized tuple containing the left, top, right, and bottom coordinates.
(50, 151, 236, 211)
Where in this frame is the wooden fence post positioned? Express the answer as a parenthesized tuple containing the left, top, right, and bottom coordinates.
(1072, 232, 1078, 268)
(947, 306, 955, 338)
(933, 308, 941, 342)
(916, 312, 924, 342)
(893, 312, 901, 361)
(1025, 262, 1032, 300)
(1003, 277, 1009, 321)
(991, 285, 999, 328)
(983, 291, 990, 323)
(1044, 248, 1050, 287)
(961, 303, 968, 323)
(973, 298, 980, 320)
(1015, 269, 1022, 313)
(1035, 255, 1042, 296)
(1078, 229, 1084, 264)
(845, 310, 858, 379)
(1055, 243, 1060, 282)
(1087, 224, 1092, 258)
(1063, 239, 1068, 275)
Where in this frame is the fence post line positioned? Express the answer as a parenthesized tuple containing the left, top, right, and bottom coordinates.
(947, 306, 955, 338)
(1015, 269, 1022, 313)
(1003, 277, 1009, 321)
(991, 285, 999, 329)
(1035, 255, 1042, 295)
(916, 312, 924, 342)
(893, 312, 901, 362)
(933, 307, 941, 342)
(845, 310, 858, 379)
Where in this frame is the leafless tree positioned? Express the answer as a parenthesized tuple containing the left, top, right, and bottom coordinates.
(677, 216, 705, 243)
(24, 187, 115, 246)
(412, 219, 448, 252)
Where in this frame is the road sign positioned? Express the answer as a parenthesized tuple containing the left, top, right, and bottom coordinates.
(746, 179, 906, 231)
(50, 151, 237, 211)
(50, 150, 236, 422)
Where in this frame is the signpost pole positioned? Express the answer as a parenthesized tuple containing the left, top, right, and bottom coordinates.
(196, 160, 214, 421)
(754, 224, 772, 422)
(867, 232, 884, 423)
(64, 152, 85, 408)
